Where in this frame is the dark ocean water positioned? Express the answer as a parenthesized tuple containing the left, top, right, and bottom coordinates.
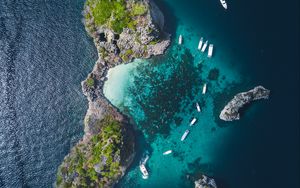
(0, 0, 299, 188)
(157, 0, 300, 187)
(0, 0, 96, 187)
(115, 0, 300, 187)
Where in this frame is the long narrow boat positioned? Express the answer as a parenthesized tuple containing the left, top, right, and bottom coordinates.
(196, 102, 201, 112)
(201, 41, 208, 52)
(190, 118, 197, 126)
(163, 150, 172, 155)
(220, 0, 227, 9)
(198, 37, 204, 50)
(178, 35, 183, 45)
(202, 83, 207, 94)
(208, 44, 214, 58)
(181, 130, 190, 141)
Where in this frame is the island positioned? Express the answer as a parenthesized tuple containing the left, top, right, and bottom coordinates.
(56, 0, 170, 187)
(219, 86, 270, 121)
(194, 175, 217, 188)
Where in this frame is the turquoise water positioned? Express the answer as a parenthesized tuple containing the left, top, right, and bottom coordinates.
(104, 22, 242, 187)
(104, 0, 300, 187)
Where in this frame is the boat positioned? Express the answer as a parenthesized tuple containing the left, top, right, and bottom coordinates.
(190, 118, 197, 126)
(220, 0, 227, 9)
(178, 35, 183, 45)
(181, 130, 190, 141)
(139, 164, 149, 179)
(198, 37, 203, 50)
(202, 83, 207, 94)
(163, 150, 172, 155)
(196, 102, 201, 112)
(201, 41, 208, 52)
(139, 152, 149, 179)
(208, 44, 214, 58)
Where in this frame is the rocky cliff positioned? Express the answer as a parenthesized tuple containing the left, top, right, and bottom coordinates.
(219, 86, 270, 121)
(56, 0, 170, 187)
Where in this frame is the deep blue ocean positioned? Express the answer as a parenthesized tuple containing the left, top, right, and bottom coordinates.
(0, 0, 299, 188)
(0, 0, 97, 187)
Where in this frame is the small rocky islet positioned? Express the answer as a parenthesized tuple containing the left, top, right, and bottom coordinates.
(219, 86, 270, 121)
(194, 175, 217, 188)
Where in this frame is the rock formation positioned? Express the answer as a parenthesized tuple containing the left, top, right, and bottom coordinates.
(56, 0, 170, 187)
(194, 175, 217, 188)
(219, 86, 270, 121)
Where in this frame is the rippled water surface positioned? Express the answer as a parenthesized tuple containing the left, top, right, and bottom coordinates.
(0, 0, 96, 187)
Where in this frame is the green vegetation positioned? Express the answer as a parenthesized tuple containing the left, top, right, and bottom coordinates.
(99, 47, 108, 58)
(56, 115, 123, 187)
(132, 3, 147, 16)
(124, 49, 133, 56)
(120, 49, 134, 62)
(149, 39, 160, 45)
(86, 78, 95, 87)
(85, 0, 147, 33)
(121, 54, 129, 62)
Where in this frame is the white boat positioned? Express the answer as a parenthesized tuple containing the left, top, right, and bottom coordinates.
(220, 0, 227, 9)
(178, 35, 183, 45)
(196, 102, 201, 112)
(163, 150, 172, 155)
(181, 130, 190, 141)
(190, 118, 197, 126)
(139, 164, 149, 179)
(198, 37, 203, 50)
(139, 153, 149, 179)
(202, 83, 207, 94)
(208, 44, 214, 58)
(201, 41, 208, 52)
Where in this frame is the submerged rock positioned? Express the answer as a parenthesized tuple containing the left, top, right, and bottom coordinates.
(219, 86, 270, 121)
(194, 175, 217, 188)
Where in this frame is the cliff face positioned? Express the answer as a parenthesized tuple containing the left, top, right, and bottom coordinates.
(219, 86, 270, 121)
(56, 0, 170, 187)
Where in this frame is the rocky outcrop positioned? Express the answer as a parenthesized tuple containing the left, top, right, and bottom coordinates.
(219, 86, 270, 121)
(195, 175, 217, 188)
(56, 0, 170, 187)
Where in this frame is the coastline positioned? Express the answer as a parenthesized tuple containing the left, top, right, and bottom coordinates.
(56, 0, 170, 187)
(103, 59, 144, 108)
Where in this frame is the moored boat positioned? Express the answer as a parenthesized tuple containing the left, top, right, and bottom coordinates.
(139, 152, 149, 179)
(190, 118, 197, 126)
(139, 164, 149, 179)
(181, 130, 190, 141)
(208, 44, 214, 58)
(163, 150, 172, 155)
(220, 0, 227, 9)
(178, 35, 183, 45)
(202, 83, 207, 94)
(198, 37, 204, 50)
(201, 41, 208, 52)
(196, 102, 201, 112)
